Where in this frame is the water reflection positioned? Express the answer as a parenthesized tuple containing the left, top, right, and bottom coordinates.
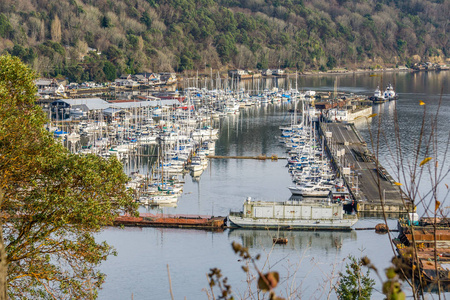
(229, 228, 357, 251)
(371, 100, 396, 117)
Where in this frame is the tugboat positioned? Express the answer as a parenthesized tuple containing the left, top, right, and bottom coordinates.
(370, 86, 387, 103)
(383, 83, 398, 101)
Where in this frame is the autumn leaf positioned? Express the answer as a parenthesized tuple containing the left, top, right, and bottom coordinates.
(419, 157, 432, 166)
(435, 200, 441, 212)
(258, 272, 279, 292)
(368, 113, 378, 118)
(394, 182, 402, 186)
(419, 100, 425, 105)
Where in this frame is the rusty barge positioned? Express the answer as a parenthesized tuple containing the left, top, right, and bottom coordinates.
(393, 214, 450, 291)
(114, 213, 225, 230)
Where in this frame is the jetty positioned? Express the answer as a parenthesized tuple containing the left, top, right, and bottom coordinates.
(318, 121, 413, 213)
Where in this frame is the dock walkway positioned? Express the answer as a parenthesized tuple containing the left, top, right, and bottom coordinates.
(319, 122, 413, 213)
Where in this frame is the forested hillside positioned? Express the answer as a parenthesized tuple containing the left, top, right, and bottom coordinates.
(0, 0, 448, 82)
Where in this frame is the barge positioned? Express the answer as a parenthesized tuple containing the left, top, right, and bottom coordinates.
(228, 197, 358, 230)
(114, 213, 225, 230)
(393, 214, 450, 291)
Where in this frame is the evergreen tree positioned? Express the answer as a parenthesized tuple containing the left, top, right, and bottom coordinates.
(0, 55, 136, 299)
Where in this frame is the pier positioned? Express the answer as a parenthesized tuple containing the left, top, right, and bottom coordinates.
(318, 121, 413, 213)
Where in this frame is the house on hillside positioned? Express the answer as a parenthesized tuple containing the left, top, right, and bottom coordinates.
(272, 69, 285, 76)
(132, 74, 148, 85)
(159, 73, 177, 84)
(87, 47, 101, 55)
(35, 78, 66, 98)
(438, 63, 449, 70)
(228, 69, 247, 77)
(262, 69, 272, 76)
(115, 77, 139, 88)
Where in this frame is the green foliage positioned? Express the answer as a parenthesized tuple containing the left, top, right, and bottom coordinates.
(65, 64, 88, 83)
(104, 45, 123, 62)
(101, 15, 113, 28)
(326, 56, 337, 70)
(146, 0, 159, 8)
(127, 34, 140, 49)
(0, 0, 448, 74)
(83, 53, 108, 82)
(336, 256, 375, 300)
(0, 54, 136, 298)
(0, 13, 12, 38)
(10, 45, 36, 64)
(178, 50, 195, 72)
(140, 11, 152, 28)
(103, 60, 117, 81)
(256, 56, 268, 69)
(215, 33, 237, 63)
(382, 267, 406, 300)
(396, 39, 407, 53)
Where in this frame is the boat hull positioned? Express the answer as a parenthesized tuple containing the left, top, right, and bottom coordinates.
(228, 198, 358, 230)
(228, 215, 357, 230)
(288, 186, 331, 197)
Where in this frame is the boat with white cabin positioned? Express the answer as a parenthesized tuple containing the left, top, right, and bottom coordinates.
(383, 83, 398, 101)
(228, 197, 358, 230)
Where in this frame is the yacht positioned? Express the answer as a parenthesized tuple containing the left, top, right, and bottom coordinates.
(288, 182, 332, 197)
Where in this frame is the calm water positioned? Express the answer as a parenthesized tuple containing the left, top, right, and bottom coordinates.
(97, 71, 450, 300)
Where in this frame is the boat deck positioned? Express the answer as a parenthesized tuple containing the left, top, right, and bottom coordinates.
(113, 213, 225, 230)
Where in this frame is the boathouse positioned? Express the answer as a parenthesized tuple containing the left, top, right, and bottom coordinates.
(50, 98, 110, 119)
(51, 98, 161, 120)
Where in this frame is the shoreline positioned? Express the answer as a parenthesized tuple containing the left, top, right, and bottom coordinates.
(177, 67, 418, 81)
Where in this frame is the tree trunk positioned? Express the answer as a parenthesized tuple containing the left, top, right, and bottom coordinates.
(0, 228, 7, 300)
(0, 189, 8, 300)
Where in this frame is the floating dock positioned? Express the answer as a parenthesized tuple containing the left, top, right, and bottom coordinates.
(113, 213, 225, 230)
(318, 122, 413, 213)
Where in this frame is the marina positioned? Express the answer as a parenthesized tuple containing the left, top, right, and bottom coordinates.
(1, 0, 449, 296)
(44, 72, 416, 217)
(36, 71, 450, 299)
(47, 86, 402, 215)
